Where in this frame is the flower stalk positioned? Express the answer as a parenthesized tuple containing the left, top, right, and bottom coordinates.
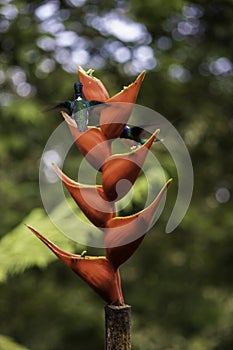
(105, 304, 131, 350)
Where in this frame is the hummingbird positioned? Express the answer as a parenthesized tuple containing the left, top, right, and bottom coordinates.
(120, 125, 162, 147)
(50, 82, 164, 144)
(52, 82, 104, 132)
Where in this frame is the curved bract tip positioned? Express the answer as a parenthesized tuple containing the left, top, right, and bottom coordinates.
(52, 164, 116, 228)
(26, 225, 124, 305)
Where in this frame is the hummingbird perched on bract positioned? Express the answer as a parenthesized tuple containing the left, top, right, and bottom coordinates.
(53, 82, 105, 132)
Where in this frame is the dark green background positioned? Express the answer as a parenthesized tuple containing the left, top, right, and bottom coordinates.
(0, 0, 232, 349)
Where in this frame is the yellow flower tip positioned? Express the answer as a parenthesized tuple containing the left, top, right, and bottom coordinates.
(166, 178, 173, 188)
(77, 65, 97, 81)
(78, 65, 89, 76)
(159, 178, 173, 195)
(132, 70, 146, 87)
(77, 64, 84, 73)
(137, 70, 146, 81)
(120, 70, 146, 93)
(141, 128, 160, 148)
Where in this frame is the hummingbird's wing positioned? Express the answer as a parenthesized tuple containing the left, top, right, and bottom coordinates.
(45, 101, 73, 115)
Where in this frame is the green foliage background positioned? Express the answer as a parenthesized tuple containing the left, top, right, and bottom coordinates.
(0, 0, 232, 349)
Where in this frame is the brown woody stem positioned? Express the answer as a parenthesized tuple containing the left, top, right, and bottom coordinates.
(105, 304, 131, 349)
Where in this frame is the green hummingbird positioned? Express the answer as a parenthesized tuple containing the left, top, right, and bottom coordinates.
(50, 82, 164, 144)
(120, 125, 162, 147)
(53, 82, 104, 132)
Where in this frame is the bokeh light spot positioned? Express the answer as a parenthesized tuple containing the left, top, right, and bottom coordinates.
(215, 187, 230, 203)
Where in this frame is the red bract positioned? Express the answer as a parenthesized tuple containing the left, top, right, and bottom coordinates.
(101, 130, 159, 201)
(105, 179, 172, 269)
(78, 66, 146, 140)
(52, 163, 116, 228)
(26, 225, 123, 305)
(28, 68, 172, 305)
(100, 72, 145, 139)
(78, 66, 109, 101)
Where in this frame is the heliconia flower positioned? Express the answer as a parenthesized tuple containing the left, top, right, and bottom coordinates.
(27, 68, 173, 308)
(52, 163, 116, 228)
(26, 225, 124, 305)
(105, 179, 172, 269)
(78, 65, 146, 140)
(102, 130, 160, 201)
(62, 112, 112, 171)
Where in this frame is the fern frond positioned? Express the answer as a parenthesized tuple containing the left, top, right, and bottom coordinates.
(0, 206, 79, 282)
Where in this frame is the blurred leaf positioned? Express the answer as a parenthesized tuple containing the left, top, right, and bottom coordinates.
(0, 206, 79, 282)
(0, 335, 29, 350)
